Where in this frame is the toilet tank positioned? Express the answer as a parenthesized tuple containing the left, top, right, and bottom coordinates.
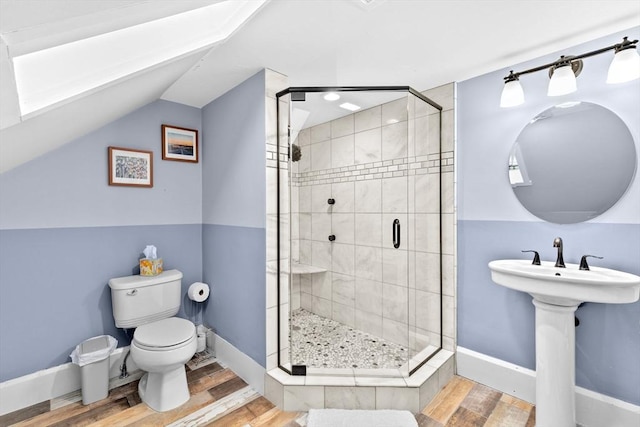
(108, 269, 183, 328)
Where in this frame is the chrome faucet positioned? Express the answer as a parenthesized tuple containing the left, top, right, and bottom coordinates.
(553, 237, 565, 268)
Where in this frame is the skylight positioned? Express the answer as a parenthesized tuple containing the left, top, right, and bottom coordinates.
(12, 0, 266, 116)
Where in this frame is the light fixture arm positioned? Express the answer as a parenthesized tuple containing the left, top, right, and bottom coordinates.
(506, 37, 638, 80)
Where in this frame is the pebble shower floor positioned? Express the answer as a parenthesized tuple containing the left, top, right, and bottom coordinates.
(289, 308, 408, 369)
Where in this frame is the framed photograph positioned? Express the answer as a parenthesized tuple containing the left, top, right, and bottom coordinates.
(108, 147, 153, 187)
(162, 124, 198, 163)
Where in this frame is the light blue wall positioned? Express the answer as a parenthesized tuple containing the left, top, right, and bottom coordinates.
(0, 100, 203, 381)
(201, 70, 267, 367)
(0, 100, 203, 229)
(457, 28, 640, 404)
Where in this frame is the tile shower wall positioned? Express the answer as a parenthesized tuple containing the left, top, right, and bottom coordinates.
(289, 86, 456, 358)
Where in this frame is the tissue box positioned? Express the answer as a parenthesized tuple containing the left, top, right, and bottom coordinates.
(140, 258, 163, 276)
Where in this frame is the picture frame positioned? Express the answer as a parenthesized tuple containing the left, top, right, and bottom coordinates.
(162, 124, 198, 163)
(108, 146, 153, 187)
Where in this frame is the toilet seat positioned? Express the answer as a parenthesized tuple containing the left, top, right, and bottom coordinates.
(133, 317, 195, 351)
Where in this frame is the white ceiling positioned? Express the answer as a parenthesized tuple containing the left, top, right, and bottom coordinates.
(1, 0, 639, 172)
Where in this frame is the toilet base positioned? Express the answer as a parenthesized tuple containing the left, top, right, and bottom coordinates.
(138, 366, 190, 412)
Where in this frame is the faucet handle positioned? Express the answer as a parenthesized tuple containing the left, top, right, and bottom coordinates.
(522, 250, 541, 265)
(579, 255, 603, 271)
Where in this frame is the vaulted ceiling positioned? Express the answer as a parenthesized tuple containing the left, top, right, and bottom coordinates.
(1, 0, 639, 172)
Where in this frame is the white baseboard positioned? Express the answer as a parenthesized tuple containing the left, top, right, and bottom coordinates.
(0, 346, 139, 416)
(212, 334, 265, 395)
(0, 336, 266, 417)
(456, 346, 640, 427)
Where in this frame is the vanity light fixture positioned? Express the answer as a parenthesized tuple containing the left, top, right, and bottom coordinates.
(500, 36, 639, 108)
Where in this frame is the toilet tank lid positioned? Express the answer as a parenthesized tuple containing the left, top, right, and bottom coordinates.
(108, 269, 182, 290)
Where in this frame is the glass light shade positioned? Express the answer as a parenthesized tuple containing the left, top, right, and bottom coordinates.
(607, 48, 640, 84)
(548, 64, 577, 96)
(500, 79, 525, 108)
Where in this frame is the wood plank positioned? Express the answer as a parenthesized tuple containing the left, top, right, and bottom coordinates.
(484, 400, 530, 427)
(186, 362, 224, 384)
(83, 402, 155, 427)
(11, 397, 118, 427)
(125, 391, 142, 407)
(189, 368, 238, 395)
(165, 387, 259, 427)
(460, 383, 502, 418)
(415, 413, 444, 427)
(0, 400, 50, 425)
(105, 380, 140, 401)
(525, 406, 536, 427)
(422, 376, 475, 423)
(500, 394, 533, 413)
(248, 407, 300, 427)
(208, 376, 248, 401)
(245, 396, 275, 418)
(47, 397, 130, 427)
(203, 406, 255, 427)
(446, 406, 486, 426)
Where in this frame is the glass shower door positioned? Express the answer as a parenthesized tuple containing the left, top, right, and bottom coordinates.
(277, 87, 441, 378)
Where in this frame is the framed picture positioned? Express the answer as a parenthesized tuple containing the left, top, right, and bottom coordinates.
(108, 147, 153, 187)
(162, 124, 198, 163)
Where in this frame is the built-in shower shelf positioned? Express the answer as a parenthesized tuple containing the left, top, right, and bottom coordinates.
(266, 261, 327, 275)
(291, 262, 327, 275)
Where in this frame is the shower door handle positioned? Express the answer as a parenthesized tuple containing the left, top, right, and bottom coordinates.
(393, 219, 400, 249)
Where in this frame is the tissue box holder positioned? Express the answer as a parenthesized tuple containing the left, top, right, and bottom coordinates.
(140, 258, 163, 276)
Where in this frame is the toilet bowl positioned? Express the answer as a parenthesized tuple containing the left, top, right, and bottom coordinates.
(130, 317, 197, 412)
(109, 270, 199, 412)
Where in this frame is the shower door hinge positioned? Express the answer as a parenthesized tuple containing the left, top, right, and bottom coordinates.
(291, 365, 307, 376)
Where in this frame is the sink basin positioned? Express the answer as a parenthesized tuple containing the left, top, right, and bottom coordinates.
(489, 259, 640, 306)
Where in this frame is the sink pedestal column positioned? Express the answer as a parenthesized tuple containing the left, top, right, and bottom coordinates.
(532, 299, 578, 427)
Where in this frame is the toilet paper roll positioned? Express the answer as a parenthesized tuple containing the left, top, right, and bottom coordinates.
(188, 282, 210, 302)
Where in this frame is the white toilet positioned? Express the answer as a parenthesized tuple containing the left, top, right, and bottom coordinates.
(109, 269, 197, 412)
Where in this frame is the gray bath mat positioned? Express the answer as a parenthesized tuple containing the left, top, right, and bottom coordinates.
(307, 409, 418, 427)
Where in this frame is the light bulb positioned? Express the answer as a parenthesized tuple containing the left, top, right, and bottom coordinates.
(548, 63, 577, 96)
(323, 92, 340, 101)
(500, 79, 525, 108)
(607, 47, 640, 84)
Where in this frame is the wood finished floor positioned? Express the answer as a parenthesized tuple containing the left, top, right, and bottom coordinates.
(0, 359, 535, 427)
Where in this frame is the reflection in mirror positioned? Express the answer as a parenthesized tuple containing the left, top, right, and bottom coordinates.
(509, 102, 637, 224)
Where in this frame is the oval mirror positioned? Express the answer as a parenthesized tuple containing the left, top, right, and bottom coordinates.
(509, 102, 637, 223)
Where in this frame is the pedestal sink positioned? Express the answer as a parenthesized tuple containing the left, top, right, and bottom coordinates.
(488, 259, 640, 427)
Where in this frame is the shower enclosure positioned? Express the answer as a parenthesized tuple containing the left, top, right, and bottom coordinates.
(276, 87, 442, 378)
